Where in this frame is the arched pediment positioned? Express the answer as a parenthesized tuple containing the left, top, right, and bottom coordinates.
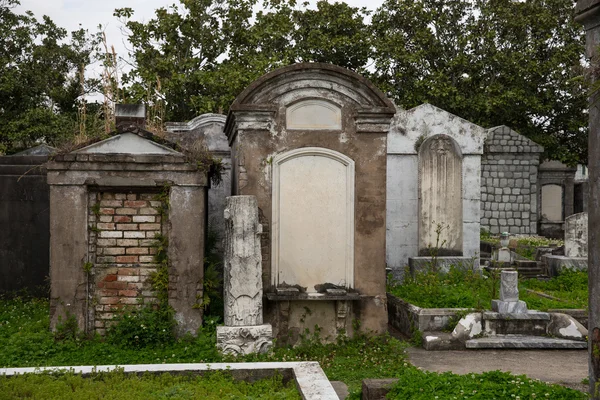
(232, 63, 395, 110)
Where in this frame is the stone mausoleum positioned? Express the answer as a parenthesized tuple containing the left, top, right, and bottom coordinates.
(47, 106, 207, 336)
(225, 63, 396, 342)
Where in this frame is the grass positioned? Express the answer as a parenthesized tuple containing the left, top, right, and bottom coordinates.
(388, 267, 587, 310)
(0, 296, 587, 399)
(480, 230, 563, 261)
(0, 370, 300, 400)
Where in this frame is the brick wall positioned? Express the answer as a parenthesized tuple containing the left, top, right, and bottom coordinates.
(88, 192, 165, 335)
(480, 126, 543, 235)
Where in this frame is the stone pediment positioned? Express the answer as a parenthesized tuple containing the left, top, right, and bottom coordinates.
(74, 133, 181, 155)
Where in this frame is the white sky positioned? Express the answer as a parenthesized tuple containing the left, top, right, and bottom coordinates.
(15, 0, 385, 63)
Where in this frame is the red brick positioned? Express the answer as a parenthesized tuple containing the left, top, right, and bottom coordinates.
(125, 200, 147, 208)
(127, 247, 148, 255)
(97, 238, 116, 247)
(118, 268, 139, 276)
(99, 215, 113, 222)
(117, 239, 139, 247)
(114, 216, 132, 223)
(120, 297, 141, 305)
(98, 297, 119, 305)
(104, 274, 118, 282)
(99, 289, 118, 296)
(148, 247, 158, 255)
(116, 255, 139, 263)
(118, 275, 140, 283)
(132, 215, 155, 223)
(115, 208, 137, 215)
(103, 248, 125, 256)
(97, 222, 115, 230)
(127, 282, 144, 290)
(140, 223, 161, 231)
(105, 281, 128, 290)
(97, 282, 105, 288)
(116, 223, 139, 231)
(101, 193, 115, 200)
(100, 200, 123, 207)
(127, 194, 137, 200)
(124, 231, 146, 238)
(139, 207, 159, 215)
(119, 290, 138, 297)
(100, 208, 115, 215)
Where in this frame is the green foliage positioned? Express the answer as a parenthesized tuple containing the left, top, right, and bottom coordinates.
(153, 186, 170, 219)
(0, 0, 101, 154)
(0, 297, 586, 399)
(53, 313, 81, 342)
(0, 370, 300, 400)
(387, 369, 586, 399)
(371, 0, 586, 164)
(106, 231, 176, 348)
(389, 267, 587, 310)
(82, 262, 93, 274)
(106, 304, 176, 349)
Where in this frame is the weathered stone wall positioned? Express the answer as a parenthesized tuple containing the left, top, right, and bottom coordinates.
(47, 143, 207, 336)
(165, 114, 231, 250)
(480, 126, 543, 235)
(88, 192, 164, 335)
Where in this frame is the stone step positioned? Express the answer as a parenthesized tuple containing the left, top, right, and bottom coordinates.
(465, 335, 587, 349)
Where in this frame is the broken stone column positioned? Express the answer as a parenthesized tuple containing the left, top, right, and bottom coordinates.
(491, 270, 527, 314)
(217, 196, 272, 355)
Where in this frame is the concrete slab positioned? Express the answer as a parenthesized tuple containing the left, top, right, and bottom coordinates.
(0, 362, 339, 400)
(406, 346, 588, 392)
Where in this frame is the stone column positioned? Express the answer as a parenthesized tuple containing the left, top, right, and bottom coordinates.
(217, 196, 272, 355)
(575, 2, 600, 397)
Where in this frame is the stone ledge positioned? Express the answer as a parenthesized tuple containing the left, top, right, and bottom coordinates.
(1, 362, 339, 400)
(483, 311, 550, 320)
(266, 292, 362, 301)
(466, 335, 588, 349)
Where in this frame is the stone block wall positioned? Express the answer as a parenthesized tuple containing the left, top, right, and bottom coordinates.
(480, 126, 543, 235)
(88, 192, 165, 334)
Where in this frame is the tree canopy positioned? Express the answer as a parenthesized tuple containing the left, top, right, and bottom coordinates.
(0, 0, 99, 154)
(0, 0, 587, 163)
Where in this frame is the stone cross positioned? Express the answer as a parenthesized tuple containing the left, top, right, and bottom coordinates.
(491, 269, 527, 314)
(217, 196, 272, 355)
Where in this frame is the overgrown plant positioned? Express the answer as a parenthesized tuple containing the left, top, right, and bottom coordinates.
(106, 230, 176, 348)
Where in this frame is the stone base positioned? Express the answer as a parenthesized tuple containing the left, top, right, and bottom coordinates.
(491, 300, 528, 314)
(217, 324, 273, 355)
(542, 255, 587, 277)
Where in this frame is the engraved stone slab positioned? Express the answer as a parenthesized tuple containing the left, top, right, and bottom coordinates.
(418, 135, 463, 255)
(499, 270, 519, 302)
(217, 325, 273, 355)
(565, 212, 588, 258)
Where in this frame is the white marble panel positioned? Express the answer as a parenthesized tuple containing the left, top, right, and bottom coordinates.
(286, 99, 342, 130)
(272, 148, 354, 291)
